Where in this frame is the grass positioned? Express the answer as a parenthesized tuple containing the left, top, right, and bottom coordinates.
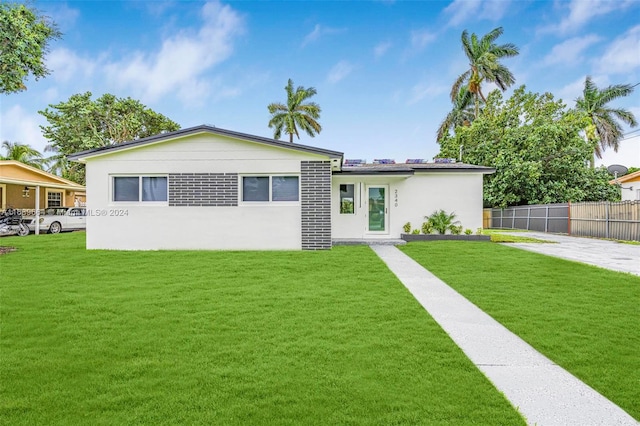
(481, 229, 550, 243)
(0, 233, 524, 425)
(400, 241, 640, 420)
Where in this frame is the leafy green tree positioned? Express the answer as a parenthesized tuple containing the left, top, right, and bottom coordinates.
(450, 27, 519, 118)
(0, 140, 47, 169)
(437, 87, 475, 142)
(39, 92, 180, 183)
(0, 3, 61, 93)
(575, 76, 637, 165)
(268, 79, 322, 143)
(439, 86, 619, 207)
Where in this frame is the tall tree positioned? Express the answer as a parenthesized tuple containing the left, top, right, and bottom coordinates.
(450, 27, 519, 118)
(0, 3, 61, 93)
(40, 92, 180, 183)
(438, 87, 619, 207)
(267, 79, 322, 143)
(0, 141, 47, 169)
(575, 76, 637, 164)
(437, 87, 475, 142)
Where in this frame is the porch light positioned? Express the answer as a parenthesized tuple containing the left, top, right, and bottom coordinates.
(22, 186, 30, 198)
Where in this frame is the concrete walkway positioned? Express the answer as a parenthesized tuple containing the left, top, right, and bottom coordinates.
(502, 232, 640, 276)
(371, 245, 638, 426)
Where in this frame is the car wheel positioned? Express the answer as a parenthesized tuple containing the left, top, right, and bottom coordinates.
(49, 222, 62, 234)
(17, 223, 29, 237)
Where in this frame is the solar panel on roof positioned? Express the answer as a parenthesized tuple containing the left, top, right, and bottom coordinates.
(343, 159, 366, 166)
(434, 158, 456, 164)
(373, 159, 396, 164)
(405, 159, 425, 164)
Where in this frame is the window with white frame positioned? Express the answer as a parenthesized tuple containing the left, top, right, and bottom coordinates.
(47, 190, 63, 207)
(339, 184, 355, 214)
(113, 176, 167, 202)
(242, 176, 299, 202)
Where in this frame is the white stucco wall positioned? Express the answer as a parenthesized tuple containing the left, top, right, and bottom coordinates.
(332, 172, 485, 239)
(84, 132, 328, 250)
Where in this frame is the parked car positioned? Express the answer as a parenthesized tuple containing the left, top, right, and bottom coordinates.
(23, 207, 86, 234)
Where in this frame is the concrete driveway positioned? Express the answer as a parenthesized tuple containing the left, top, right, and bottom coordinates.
(504, 232, 640, 276)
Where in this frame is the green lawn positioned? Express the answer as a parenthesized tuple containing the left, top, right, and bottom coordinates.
(400, 241, 640, 421)
(0, 233, 524, 425)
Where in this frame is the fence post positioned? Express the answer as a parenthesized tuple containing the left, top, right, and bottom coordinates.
(605, 202, 610, 239)
(527, 206, 531, 230)
(544, 205, 548, 233)
(512, 207, 516, 229)
(568, 201, 571, 235)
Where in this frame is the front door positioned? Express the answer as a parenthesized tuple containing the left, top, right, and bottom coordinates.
(367, 185, 388, 233)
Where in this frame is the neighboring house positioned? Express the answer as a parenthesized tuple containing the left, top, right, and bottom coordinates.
(69, 125, 493, 250)
(610, 170, 640, 201)
(0, 160, 86, 212)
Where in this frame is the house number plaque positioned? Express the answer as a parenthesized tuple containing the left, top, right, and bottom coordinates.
(394, 189, 398, 207)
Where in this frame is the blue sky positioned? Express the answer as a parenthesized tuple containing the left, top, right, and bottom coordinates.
(2, 0, 639, 167)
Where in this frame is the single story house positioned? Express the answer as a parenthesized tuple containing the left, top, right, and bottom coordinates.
(0, 160, 86, 212)
(69, 125, 494, 250)
(610, 170, 640, 201)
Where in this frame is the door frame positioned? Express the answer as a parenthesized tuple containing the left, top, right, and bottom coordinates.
(365, 184, 389, 234)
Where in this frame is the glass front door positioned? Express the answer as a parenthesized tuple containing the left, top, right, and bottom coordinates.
(368, 186, 387, 232)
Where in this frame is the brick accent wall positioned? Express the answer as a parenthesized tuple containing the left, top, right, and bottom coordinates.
(168, 173, 238, 207)
(301, 161, 332, 250)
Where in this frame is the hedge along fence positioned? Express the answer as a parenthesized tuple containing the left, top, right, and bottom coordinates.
(485, 201, 640, 242)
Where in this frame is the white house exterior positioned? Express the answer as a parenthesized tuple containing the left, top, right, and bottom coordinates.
(332, 163, 489, 240)
(70, 125, 493, 250)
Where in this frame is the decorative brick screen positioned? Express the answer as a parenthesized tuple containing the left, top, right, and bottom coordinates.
(301, 161, 332, 250)
(168, 173, 238, 207)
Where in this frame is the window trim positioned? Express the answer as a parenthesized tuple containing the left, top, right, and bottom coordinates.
(46, 189, 63, 208)
(111, 175, 168, 204)
(339, 183, 356, 214)
(240, 174, 300, 204)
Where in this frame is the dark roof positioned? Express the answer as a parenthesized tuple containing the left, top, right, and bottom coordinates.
(335, 162, 495, 175)
(68, 125, 344, 161)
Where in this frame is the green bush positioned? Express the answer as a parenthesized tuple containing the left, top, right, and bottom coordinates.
(421, 221, 433, 235)
(426, 210, 460, 234)
(403, 222, 411, 233)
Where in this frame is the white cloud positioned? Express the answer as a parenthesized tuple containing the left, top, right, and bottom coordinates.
(542, 34, 602, 66)
(410, 29, 436, 50)
(0, 106, 48, 154)
(47, 3, 80, 30)
(47, 48, 97, 83)
(327, 61, 354, 84)
(302, 24, 345, 47)
(104, 1, 244, 104)
(443, 0, 508, 26)
(542, 0, 636, 34)
(595, 25, 640, 75)
(408, 82, 447, 104)
(374, 41, 392, 59)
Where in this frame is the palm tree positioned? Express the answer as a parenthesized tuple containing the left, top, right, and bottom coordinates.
(0, 140, 47, 169)
(451, 27, 519, 118)
(575, 76, 637, 164)
(437, 87, 475, 141)
(268, 79, 322, 143)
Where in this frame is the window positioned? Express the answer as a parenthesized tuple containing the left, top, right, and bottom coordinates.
(47, 191, 63, 208)
(340, 184, 354, 214)
(242, 176, 299, 202)
(113, 176, 167, 202)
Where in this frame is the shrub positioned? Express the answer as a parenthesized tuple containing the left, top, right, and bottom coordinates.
(426, 210, 460, 234)
(421, 221, 433, 235)
(411, 229, 420, 234)
(403, 222, 411, 233)
(450, 225, 463, 235)
(464, 228, 473, 235)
